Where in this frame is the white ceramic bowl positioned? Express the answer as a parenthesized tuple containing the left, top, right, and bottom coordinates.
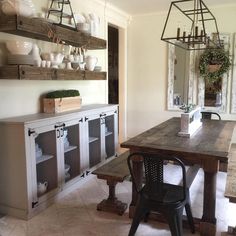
(65, 164, 70, 173)
(1, 0, 36, 17)
(6, 40, 33, 55)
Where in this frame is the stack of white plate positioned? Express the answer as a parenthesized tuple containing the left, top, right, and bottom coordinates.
(35, 143, 42, 159)
(7, 54, 35, 65)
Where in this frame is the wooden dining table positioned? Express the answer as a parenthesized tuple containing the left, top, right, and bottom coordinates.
(121, 117, 236, 236)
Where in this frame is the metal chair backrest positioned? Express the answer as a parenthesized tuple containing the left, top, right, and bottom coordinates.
(201, 111, 221, 120)
(127, 152, 187, 202)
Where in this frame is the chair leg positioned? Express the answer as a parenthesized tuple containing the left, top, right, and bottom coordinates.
(166, 207, 184, 236)
(185, 203, 195, 234)
(128, 201, 148, 236)
(143, 211, 150, 222)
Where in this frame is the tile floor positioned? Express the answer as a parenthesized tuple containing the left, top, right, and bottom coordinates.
(0, 168, 236, 236)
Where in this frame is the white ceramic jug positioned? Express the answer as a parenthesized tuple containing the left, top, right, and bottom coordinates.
(37, 181, 48, 195)
(31, 44, 41, 67)
(85, 55, 98, 71)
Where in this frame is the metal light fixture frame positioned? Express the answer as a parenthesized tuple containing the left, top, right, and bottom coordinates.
(161, 0, 223, 50)
(47, 0, 77, 31)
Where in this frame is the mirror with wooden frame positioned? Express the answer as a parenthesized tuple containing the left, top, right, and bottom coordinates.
(231, 33, 236, 114)
(198, 33, 231, 113)
(167, 44, 196, 110)
(167, 33, 231, 113)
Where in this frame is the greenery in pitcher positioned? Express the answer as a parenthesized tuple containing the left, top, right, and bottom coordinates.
(179, 104, 196, 113)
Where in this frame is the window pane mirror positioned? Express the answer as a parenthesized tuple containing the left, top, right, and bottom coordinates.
(167, 43, 197, 110)
(167, 33, 231, 113)
(231, 33, 236, 114)
(198, 33, 231, 113)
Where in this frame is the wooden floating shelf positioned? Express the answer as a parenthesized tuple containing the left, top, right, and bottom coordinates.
(0, 65, 106, 80)
(0, 15, 106, 49)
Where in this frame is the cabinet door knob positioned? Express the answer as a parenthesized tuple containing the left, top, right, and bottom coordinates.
(60, 128, 64, 137)
(100, 113, 106, 117)
(28, 129, 36, 136)
(55, 123, 65, 129)
(56, 129, 60, 138)
(85, 117, 89, 122)
(79, 118, 83, 123)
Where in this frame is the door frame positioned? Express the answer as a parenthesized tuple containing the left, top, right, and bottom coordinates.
(105, 22, 128, 143)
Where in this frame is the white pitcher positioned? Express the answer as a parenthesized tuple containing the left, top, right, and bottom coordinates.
(85, 55, 98, 71)
(37, 181, 48, 195)
(31, 43, 41, 67)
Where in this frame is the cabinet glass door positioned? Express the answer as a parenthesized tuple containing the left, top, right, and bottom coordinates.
(104, 114, 116, 159)
(29, 124, 59, 206)
(87, 115, 101, 168)
(63, 119, 82, 183)
(102, 110, 118, 160)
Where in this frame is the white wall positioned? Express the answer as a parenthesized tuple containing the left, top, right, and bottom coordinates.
(1, 1, 236, 140)
(0, 0, 129, 119)
(127, 4, 236, 138)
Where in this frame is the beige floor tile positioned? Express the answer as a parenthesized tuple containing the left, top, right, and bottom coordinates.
(0, 168, 236, 236)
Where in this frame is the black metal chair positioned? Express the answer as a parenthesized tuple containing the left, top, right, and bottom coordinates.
(127, 152, 195, 236)
(201, 111, 227, 172)
(201, 111, 221, 120)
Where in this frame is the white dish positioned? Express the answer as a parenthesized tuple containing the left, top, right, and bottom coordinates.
(65, 164, 70, 173)
(65, 172, 70, 181)
(77, 23, 90, 34)
(94, 66, 102, 72)
(7, 54, 34, 65)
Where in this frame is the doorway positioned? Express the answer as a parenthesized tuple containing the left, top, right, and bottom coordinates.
(108, 25, 119, 104)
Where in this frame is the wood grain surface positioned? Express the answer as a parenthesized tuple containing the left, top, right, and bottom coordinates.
(121, 117, 236, 163)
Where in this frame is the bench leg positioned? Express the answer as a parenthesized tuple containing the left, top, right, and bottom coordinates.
(97, 180, 127, 215)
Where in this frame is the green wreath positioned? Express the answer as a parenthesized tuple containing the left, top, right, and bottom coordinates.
(199, 48, 230, 82)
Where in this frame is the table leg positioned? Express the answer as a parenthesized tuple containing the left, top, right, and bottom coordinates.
(200, 162, 218, 236)
(129, 153, 143, 218)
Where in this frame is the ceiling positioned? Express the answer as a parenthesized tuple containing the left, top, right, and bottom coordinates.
(107, 0, 236, 15)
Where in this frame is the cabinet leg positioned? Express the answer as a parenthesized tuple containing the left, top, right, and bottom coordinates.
(97, 179, 127, 215)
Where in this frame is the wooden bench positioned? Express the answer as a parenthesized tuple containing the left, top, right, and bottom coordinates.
(92, 151, 200, 216)
(225, 144, 236, 234)
(92, 151, 130, 215)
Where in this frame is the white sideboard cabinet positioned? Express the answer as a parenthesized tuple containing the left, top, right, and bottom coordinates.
(0, 104, 118, 220)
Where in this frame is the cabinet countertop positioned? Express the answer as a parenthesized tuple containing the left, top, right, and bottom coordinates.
(0, 104, 118, 124)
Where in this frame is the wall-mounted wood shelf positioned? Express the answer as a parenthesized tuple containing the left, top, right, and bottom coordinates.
(0, 15, 106, 49)
(0, 65, 106, 80)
